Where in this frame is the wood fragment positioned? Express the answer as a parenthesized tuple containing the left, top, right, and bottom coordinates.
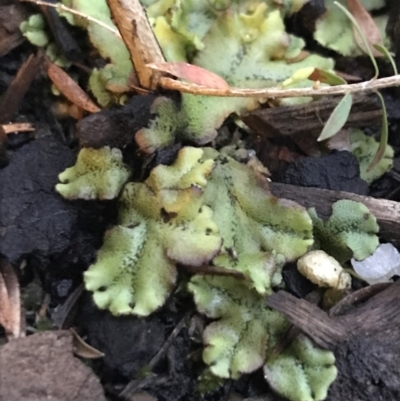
(106, 0, 166, 90)
(266, 291, 348, 349)
(242, 94, 381, 137)
(2, 123, 35, 134)
(269, 182, 400, 241)
(329, 282, 390, 316)
(266, 279, 400, 348)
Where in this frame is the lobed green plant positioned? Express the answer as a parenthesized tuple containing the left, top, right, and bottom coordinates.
(20, 13, 71, 66)
(56, 147, 131, 200)
(27, 0, 388, 399)
(314, 0, 387, 56)
(349, 128, 394, 184)
(308, 199, 379, 263)
(136, 0, 335, 152)
(57, 145, 380, 401)
(44, 0, 334, 146)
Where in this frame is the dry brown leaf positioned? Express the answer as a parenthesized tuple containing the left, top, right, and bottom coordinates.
(46, 62, 101, 113)
(70, 327, 105, 359)
(0, 258, 22, 339)
(346, 0, 382, 57)
(146, 62, 230, 89)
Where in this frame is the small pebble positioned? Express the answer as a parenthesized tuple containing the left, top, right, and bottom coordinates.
(297, 250, 351, 289)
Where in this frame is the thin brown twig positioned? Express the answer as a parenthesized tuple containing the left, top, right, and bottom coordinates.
(160, 74, 400, 98)
(20, 0, 122, 38)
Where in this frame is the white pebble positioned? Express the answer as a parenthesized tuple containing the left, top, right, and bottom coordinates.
(351, 243, 400, 285)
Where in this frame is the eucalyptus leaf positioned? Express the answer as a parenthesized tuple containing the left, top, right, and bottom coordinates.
(367, 91, 389, 172)
(317, 93, 353, 141)
(373, 44, 398, 75)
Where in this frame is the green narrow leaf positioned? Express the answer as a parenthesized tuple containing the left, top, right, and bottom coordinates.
(317, 93, 353, 142)
(367, 91, 388, 172)
(373, 44, 398, 75)
(309, 68, 347, 86)
(334, 1, 379, 79)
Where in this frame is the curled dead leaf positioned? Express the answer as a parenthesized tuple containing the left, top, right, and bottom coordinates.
(70, 327, 105, 359)
(346, 0, 382, 57)
(146, 62, 230, 90)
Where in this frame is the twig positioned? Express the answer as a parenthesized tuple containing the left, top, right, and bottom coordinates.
(269, 182, 400, 240)
(20, 0, 122, 38)
(160, 74, 400, 98)
(2, 123, 35, 134)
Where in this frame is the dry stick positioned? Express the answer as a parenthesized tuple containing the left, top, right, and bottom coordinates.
(1, 123, 35, 134)
(266, 291, 348, 349)
(106, 0, 166, 90)
(159, 74, 400, 98)
(20, 0, 122, 38)
(266, 279, 400, 349)
(269, 182, 400, 240)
